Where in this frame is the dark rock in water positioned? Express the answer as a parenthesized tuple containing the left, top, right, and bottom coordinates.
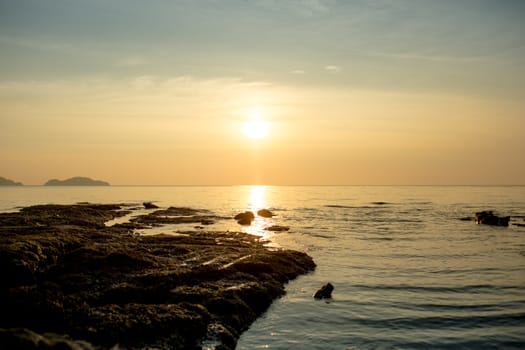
(257, 209, 274, 218)
(313, 283, 334, 299)
(236, 217, 252, 226)
(475, 211, 510, 226)
(0, 204, 315, 350)
(143, 202, 159, 209)
(234, 211, 255, 220)
(234, 211, 255, 225)
(264, 225, 290, 232)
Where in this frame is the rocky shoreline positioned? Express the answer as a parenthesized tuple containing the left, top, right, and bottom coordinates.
(0, 204, 316, 349)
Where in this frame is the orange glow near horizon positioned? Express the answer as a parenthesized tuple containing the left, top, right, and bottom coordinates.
(1, 2, 524, 186)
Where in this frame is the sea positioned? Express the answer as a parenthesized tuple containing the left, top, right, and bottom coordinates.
(1, 185, 524, 349)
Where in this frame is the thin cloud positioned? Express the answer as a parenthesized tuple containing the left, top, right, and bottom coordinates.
(116, 56, 149, 67)
(253, 0, 336, 17)
(325, 65, 341, 73)
(291, 70, 306, 74)
(368, 51, 488, 63)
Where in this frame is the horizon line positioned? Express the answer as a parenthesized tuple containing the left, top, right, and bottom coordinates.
(5, 184, 525, 187)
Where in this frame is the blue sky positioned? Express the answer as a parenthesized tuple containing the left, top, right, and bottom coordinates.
(2, 0, 524, 95)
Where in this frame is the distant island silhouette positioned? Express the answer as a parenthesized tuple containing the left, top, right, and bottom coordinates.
(44, 177, 110, 186)
(0, 176, 23, 186)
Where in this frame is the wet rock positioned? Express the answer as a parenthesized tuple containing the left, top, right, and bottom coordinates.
(257, 209, 274, 218)
(475, 211, 510, 226)
(0, 204, 315, 350)
(236, 218, 252, 226)
(132, 207, 222, 226)
(234, 211, 255, 220)
(0, 328, 95, 350)
(234, 211, 255, 225)
(313, 283, 334, 299)
(143, 202, 159, 209)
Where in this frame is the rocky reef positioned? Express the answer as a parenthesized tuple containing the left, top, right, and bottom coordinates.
(0, 204, 315, 349)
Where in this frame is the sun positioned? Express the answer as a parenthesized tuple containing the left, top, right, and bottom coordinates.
(242, 120, 270, 139)
(241, 109, 270, 139)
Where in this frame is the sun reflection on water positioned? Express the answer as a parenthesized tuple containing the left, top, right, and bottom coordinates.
(242, 185, 272, 239)
(249, 185, 266, 212)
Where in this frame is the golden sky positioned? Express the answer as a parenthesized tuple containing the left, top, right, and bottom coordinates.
(1, 0, 524, 185)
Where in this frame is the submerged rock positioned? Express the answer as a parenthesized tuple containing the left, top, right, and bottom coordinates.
(264, 225, 290, 232)
(475, 211, 510, 226)
(0, 204, 315, 350)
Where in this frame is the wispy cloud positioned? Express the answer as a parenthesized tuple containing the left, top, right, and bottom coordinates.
(0, 75, 285, 121)
(325, 65, 341, 73)
(368, 51, 489, 63)
(291, 69, 306, 74)
(253, 0, 336, 17)
(115, 56, 149, 67)
(0, 35, 76, 54)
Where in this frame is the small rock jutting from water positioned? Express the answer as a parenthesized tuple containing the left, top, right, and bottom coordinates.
(257, 209, 274, 218)
(475, 211, 510, 226)
(143, 202, 159, 209)
(313, 283, 334, 299)
(234, 211, 255, 225)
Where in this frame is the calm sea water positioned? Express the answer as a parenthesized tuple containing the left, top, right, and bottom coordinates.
(1, 186, 525, 349)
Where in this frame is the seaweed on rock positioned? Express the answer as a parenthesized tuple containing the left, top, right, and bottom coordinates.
(0, 203, 315, 349)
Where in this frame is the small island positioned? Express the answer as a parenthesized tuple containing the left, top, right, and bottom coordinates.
(44, 176, 110, 186)
(0, 176, 23, 186)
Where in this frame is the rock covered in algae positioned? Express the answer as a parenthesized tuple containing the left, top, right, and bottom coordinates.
(0, 204, 315, 349)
